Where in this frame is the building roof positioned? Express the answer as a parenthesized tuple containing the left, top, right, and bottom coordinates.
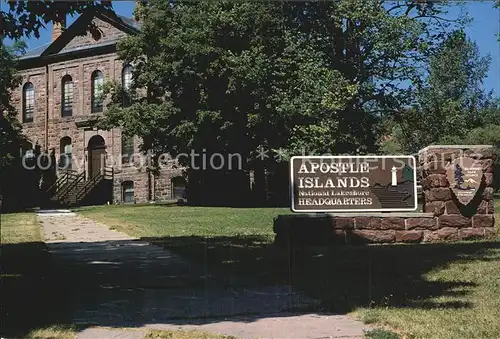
(20, 42, 52, 59)
(117, 14, 141, 30)
(18, 9, 139, 62)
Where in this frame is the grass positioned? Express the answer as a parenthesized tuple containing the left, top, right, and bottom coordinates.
(78, 204, 289, 239)
(146, 329, 236, 339)
(26, 325, 77, 339)
(1, 212, 42, 244)
(353, 198, 500, 339)
(354, 245, 500, 338)
(364, 328, 401, 339)
(0, 213, 76, 339)
(78, 198, 500, 339)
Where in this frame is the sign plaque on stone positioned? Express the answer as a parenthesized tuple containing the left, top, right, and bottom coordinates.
(445, 157, 483, 205)
(290, 156, 417, 212)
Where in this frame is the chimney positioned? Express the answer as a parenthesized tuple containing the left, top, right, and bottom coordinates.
(51, 17, 66, 41)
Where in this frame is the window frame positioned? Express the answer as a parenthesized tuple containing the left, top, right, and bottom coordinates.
(121, 64, 133, 107)
(171, 176, 187, 200)
(122, 181, 134, 203)
(91, 70, 104, 113)
(61, 75, 73, 117)
(58, 136, 72, 170)
(121, 133, 134, 165)
(122, 64, 133, 91)
(22, 82, 35, 123)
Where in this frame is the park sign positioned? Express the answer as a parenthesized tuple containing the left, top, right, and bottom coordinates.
(445, 157, 482, 205)
(290, 156, 418, 213)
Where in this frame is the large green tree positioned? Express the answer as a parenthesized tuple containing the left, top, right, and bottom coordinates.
(0, 40, 42, 210)
(0, 41, 56, 209)
(0, 40, 25, 172)
(387, 30, 495, 153)
(101, 0, 463, 162)
(1, 1, 112, 39)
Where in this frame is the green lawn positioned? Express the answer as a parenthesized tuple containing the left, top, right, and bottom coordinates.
(1, 211, 237, 339)
(0, 213, 76, 339)
(78, 204, 289, 239)
(78, 199, 500, 339)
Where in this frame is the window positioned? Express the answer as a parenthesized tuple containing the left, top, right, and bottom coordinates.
(122, 65, 133, 107)
(23, 82, 34, 122)
(121, 133, 134, 164)
(122, 181, 134, 203)
(59, 137, 72, 169)
(91, 70, 104, 113)
(122, 65, 133, 91)
(171, 176, 187, 200)
(61, 75, 73, 117)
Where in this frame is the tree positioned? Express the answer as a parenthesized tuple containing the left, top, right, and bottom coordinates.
(390, 30, 494, 153)
(0, 40, 57, 210)
(0, 40, 26, 173)
(1, 1, 113, 39)
(102, 0, 464, 157)
(0, 40, 42, 210)
(454, 164, 464, 189)
(95, 0, 469, 204)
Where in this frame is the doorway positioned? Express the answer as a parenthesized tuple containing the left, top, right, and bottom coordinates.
(88, 135, 106, 178)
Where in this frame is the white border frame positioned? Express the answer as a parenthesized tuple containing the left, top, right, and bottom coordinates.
(290, 155, 418, 213)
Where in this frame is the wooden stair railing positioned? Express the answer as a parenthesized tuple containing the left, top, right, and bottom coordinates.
(75, 167, 113, 205)
(46, 169, 78, 197)
(55, 171, 86, 203)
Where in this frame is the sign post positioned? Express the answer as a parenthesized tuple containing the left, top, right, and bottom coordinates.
(290, 156, 417, 213)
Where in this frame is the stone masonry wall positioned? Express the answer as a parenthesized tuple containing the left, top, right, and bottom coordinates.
(418, 145, 496, 241)
(274, 145, 496, 246)
(274, 214, 441, 246)
(154, 168, 185, 202)
(12, 67, 48, 149)
(61, 18, 128, 53)
(12, 17, 186, 205)
(112, 168, 186, 204)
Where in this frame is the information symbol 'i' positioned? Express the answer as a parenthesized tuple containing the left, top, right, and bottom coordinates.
(391, 166, 397, 186)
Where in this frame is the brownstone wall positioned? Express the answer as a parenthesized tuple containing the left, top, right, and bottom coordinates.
(274, 145, 497, 246)
(274, 211, 496, 246)
(12, 67, 48, 149)
(61, 18, 128, 53)
(274, 214, 442, 245)
(154, 168, 185, 202)
(112, 168, 186, 204)
(418, 145, 496, 240)
(12, 17, 187, 206)
(113, 168, 150, 203)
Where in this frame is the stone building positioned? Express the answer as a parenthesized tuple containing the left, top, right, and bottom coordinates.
(12, 7, 186, 205)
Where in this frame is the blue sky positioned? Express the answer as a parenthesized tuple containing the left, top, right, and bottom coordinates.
(3, 0, 499, 95)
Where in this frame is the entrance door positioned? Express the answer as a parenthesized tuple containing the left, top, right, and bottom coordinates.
(88, 135, 106, 178)
(90, 148, 105, 177)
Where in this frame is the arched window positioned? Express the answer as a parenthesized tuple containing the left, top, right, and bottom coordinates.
(91, 70, 104, 113)
(122, 181, 134, 203)
(171, 176, 187, 200)
(61, 75, 73, 117)
(122, 64, 133, 91)
(59, 137, 72, 169)
(122, 65, 133, 107)
(23, 82, 34, 122)
(121, 133, 134, 165)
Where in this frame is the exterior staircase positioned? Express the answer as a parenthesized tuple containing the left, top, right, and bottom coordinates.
(46, 167, 113, 207)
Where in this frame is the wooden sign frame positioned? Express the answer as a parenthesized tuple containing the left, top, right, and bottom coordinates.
(290, 155, 418, 213)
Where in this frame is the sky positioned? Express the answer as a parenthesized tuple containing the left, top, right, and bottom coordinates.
(2, 0, 499, 95)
